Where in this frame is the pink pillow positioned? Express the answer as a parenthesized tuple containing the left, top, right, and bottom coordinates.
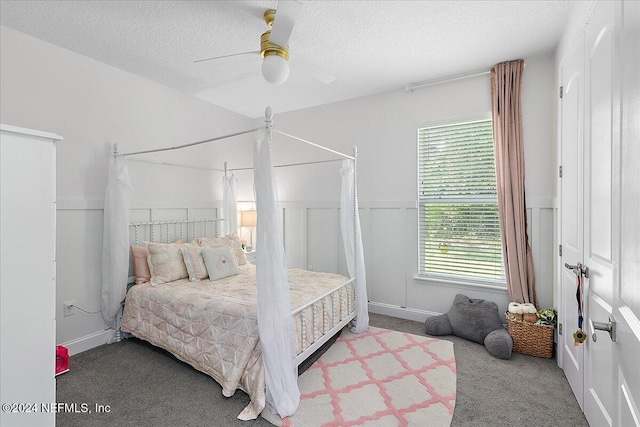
(131, 245, 151, 284)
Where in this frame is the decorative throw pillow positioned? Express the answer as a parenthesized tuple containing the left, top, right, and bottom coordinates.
(131, 245, 151, 284)
(425, 293, 512, 359)
(131, 240, 183, 284)
(198, 232, 247, 265)
(180, 246, 208, 281)
(145, 242, 190, 285)
(202, 246, 240, 281)
(446, 294, 504, 344)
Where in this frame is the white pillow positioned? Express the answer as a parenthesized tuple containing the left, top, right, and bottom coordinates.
(202, 246, 240, 281)
(180, 246, 208, 281)
(145, 242, 190, 285)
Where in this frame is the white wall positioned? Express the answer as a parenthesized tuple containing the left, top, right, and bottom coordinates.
(0, 26, 255, 352)
(266, 56, 557, 319)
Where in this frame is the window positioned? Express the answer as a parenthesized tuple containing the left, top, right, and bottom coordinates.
(417, 118, 505, 284)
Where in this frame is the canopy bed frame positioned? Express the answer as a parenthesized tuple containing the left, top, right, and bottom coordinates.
(102, 107, 368, 421)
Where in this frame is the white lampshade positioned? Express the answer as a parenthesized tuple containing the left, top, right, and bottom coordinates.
(261, 55, 289, 85)
(241, 210, 257, 227)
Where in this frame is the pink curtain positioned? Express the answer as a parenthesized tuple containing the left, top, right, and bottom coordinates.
(491, 59, 537, 306)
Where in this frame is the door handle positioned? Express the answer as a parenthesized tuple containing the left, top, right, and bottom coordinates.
(564, 262, 590, 278)
(590, 314, 617, 342)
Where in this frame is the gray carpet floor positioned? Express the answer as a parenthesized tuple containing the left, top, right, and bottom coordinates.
(56, 313, 588, 426)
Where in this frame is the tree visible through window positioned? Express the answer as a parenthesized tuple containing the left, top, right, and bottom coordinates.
(418, 119, 505, 284)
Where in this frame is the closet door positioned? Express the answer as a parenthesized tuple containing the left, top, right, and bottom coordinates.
(613, 1, 640, 425)
(583, 1, 616, 425)
(0, 125, 60, 427)
(559, 32, 585, 409)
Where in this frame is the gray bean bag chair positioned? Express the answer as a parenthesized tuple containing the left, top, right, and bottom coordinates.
(425, 294, 513, 359)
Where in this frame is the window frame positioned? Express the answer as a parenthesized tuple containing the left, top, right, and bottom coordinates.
(416, 113, 506, 287)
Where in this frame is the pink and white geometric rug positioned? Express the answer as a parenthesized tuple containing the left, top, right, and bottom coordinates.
(262, 326, 457, 427)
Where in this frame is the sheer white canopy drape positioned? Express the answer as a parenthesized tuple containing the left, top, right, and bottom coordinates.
(101, 154, 134, 336)
(223, 172, 238, 235)
(340, 159, 369, 333)
(253, 129, 300, 418)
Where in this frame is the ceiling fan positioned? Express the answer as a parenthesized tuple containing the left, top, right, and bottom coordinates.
(194, 1, 335, 85)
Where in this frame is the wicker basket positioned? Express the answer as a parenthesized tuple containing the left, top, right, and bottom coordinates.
(505, 312, 554, 358)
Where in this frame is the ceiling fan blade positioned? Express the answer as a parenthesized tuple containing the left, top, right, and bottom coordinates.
(291, 56, 337, 85)
(194, 50, 260, 64)
(269, 0, 303, 48)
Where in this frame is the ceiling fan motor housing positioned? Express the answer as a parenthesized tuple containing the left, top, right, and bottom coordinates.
(260, 9, 289, 60)
(260, 31, 289, 60)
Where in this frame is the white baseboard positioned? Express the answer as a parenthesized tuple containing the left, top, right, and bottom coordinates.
(368, 302, 441, 323)
(60, 329, 112, 356)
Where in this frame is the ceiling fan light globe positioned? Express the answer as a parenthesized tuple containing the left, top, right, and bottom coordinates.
(262, 55, 289, 85)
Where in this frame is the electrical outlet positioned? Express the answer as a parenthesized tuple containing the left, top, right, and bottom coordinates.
(64, 300, 75, 317)
(307, 265, 313, 271)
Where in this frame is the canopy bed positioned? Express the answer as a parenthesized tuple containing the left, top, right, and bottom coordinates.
(101, 107, 368, 421)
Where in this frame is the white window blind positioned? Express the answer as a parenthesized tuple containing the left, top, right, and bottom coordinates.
(418, 119, 505, 284)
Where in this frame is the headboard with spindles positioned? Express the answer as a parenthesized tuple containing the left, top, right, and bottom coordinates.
(129, 218, 224, 245)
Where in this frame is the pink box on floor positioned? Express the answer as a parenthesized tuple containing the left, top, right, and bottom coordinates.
(56, 345, 69, 376)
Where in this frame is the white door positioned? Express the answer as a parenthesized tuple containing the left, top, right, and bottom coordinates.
(560, 29, 585, 409)
(560, 1, 640, 426)
(583, 1, 615, 425)
(613, 1, 640, 425)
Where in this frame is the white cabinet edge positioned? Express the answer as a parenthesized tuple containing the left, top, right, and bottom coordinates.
(1, 124, 63, 141)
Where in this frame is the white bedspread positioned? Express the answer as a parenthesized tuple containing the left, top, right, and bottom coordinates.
(121, 263, 353, 419)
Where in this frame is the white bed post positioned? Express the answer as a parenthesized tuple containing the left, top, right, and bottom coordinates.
(352, 146, 358, 323)
(265, 106, 273, 138)
(223, 161, 228, 238)
(102, 142, 134, 343)
(112, 143, 122, 343)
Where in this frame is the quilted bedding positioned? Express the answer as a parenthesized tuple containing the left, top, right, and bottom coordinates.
(121, 263, 353, 420)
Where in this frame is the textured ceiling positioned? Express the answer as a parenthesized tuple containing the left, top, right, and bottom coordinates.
(0, 0, 574, 118)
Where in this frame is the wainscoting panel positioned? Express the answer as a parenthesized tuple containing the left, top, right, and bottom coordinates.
(526, 200, 557, 309)
(283, 206, 305, 269)
(306, 208, 339, 273)
(280, 203, 361, 276)
(56, 207, 106, 346)
(366, 208, 407, 308)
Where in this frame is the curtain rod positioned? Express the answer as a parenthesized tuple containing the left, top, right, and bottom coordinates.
(115, 127, 261, 158)
(405, 62, 526, 92)
(404, 68, 490, 92)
